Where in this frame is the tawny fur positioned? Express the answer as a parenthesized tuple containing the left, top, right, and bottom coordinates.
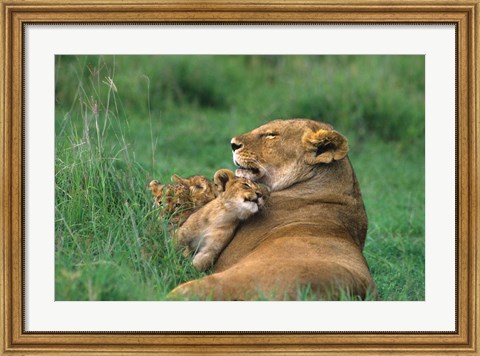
(168, 119, 377, 301)
(174, 169, 269, 272)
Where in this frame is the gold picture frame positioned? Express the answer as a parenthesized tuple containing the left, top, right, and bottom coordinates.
(1, 0, 478, 354)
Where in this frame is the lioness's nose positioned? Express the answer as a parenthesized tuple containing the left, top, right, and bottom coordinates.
(231, 139, 243, 152)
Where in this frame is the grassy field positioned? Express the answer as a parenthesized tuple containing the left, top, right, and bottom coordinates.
(55, 55, 425, 301)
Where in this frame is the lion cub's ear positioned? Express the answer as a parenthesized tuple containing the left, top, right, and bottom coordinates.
(302, 128, 349, 164)
(171, 174, 188, 185)
(213, 169, 235, 192)
(148, 180, 164, 197)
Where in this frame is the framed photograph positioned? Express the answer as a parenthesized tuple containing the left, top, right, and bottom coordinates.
(1, 0, 478, 354)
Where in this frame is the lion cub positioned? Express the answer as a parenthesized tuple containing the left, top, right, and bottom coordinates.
(148, 174, 218, 227)
(174, 169, 269, 272)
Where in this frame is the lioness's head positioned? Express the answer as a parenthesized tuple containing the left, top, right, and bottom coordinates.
(214, 169, 270, 219)
(231, 119, 349, 191)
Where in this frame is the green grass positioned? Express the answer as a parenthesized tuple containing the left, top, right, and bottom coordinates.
(354, 139, 425, 300)
(55, 55, 425, 301)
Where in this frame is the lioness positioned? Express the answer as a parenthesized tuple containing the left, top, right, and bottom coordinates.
(169, 119, 377, 300)
(174, 169, 269, 272)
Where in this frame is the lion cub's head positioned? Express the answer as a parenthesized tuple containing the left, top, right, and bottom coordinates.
(148, 174, 218, 225)
(230, 119, 349, 191)
(171, 174, 218, 207)
(214, 169, 270, 220)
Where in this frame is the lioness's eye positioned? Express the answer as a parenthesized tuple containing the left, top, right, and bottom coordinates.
(262, 132, 278, 139)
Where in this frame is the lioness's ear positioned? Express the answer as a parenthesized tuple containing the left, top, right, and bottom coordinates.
(213, 169, 235, 192)
(302, 128, 349, 164)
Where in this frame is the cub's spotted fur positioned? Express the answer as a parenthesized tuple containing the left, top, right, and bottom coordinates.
(148, 174, 217, 228)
